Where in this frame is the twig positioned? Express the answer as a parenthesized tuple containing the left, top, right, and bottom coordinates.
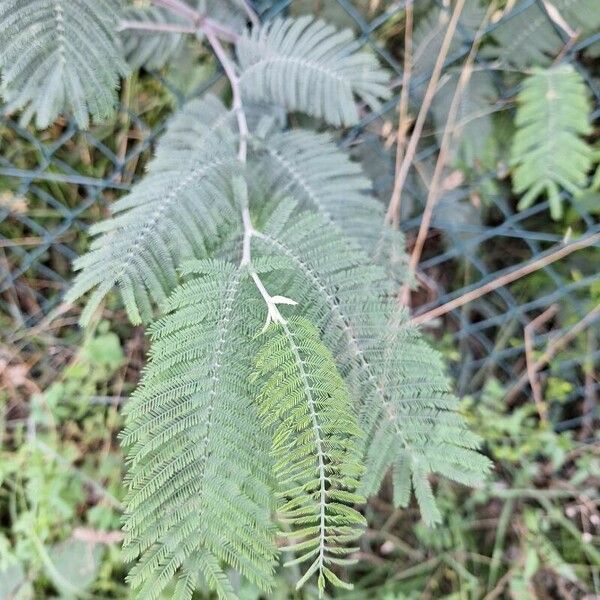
(203, 29, 296, 328)
(386, 1, 414, 228)
(412, 231, 600, 325)
(151, 0, 240, 42)
(162, 0, 296, 328)
(405, 3, 496, 290)
(384, 0, 466, 226)
(505, 301, 600, 404)
(553, 27, 581, 64)
(73, 527, 124, 545)
(118, 20, 198, 34)
(204, 31, 247, 162)
(581, 330, 597, 440)
(484, 568, 515, 600)
(542, 0, 577, 38)
(524, 304, 559, 423)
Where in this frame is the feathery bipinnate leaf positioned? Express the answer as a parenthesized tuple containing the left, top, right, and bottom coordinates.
(255, 129, 408, 283)
(121, 5, 189, 70)
(487, 0, 600, 68)
(122, 260, 277, 600)
(0, 0, 128, 128)
(66, 94, 238, 326)
(121, 1, 247, 71)
(254, 203, 491, 526)
(253, 316, 366, 594)
(236, 16, 390, 127)
(68, 98, 406, 325)
(432, 70, 497, 167)
(253, 200, 391, 389)
(62, 10, 491, 595)
(411, 0, 486, 98)
(149, 94, 237, 171)
(510, 65, 593, 220)
(358, 326, 492, 525)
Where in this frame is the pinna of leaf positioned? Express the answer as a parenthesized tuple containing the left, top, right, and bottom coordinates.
(0, 1, 491, 597)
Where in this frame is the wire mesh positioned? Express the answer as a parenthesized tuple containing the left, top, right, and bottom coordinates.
(1, 0, 599, 428)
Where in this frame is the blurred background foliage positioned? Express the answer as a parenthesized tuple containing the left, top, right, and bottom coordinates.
(1, 0, 599, 598)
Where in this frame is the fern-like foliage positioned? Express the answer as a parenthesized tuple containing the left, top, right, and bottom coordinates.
(236, 16, 390, 126)
(62, 11, 490, 598)
(253, 203, 490, 525)
(432, 70, 497, 167)
(121, 5, 189, 70)
(256, 130, 382, 251)
(510, 65, 593, 219)
(411, 0, 485, 96)
(121, 1, 247, 71)
(255, 129, 408, 282)
(122, 260, 277, 600)
(253, 317, 366, 594)
(66, 94, 239, 325)
(488, 0, 600, 67)
(0, 0, 127, 128)
(358, 326, 491, 525)
(68, 94, 407, 324)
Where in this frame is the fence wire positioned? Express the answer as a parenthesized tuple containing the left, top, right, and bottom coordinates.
(1, 0, 599, 430)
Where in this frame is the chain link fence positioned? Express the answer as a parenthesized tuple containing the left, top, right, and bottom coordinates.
(1, 0, 599, 431)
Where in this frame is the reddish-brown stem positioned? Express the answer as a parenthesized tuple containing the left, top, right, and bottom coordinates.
(384, 0, 466, 227)
(151, 0, 240, 43)
(118, 20, 198, 34)
(406, 3, 495, 281)
(506, 302, 600, 404)
(412, 232, 600, 325)
(387, 0, 413, 229)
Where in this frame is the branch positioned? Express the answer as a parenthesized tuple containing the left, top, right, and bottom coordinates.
(151, 0, 240, 43)
(386, 0, 414, 229)
(152, 0, 293, 327)
(412, 231, 600, 325)
(118, 20, 198, 35)
(384, 0, 467, 227)
(203, 29, 296, 328)
(505, 302, 600, 404)
(240, 0, 259, 28)
(205, 31, 247, 162)
(406, 2, 495, 283)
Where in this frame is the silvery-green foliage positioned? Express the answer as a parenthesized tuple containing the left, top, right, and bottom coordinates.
(254, 203, 490, 527)
(59, 12, 491, 598)
(236, 16, 391, 126)
(510, 65, 593, 220)
(254, 130, 408, 282)
(122, 259, 278, 600)
(66, 95, 239, 325)
(488, 0, 600, 67)
(432, 70, 497, 167)
(253, 316, 366, 595)
(0, 0, 127, 128)
(121, 0, 247, 71)
(121, 5, 190, 70)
